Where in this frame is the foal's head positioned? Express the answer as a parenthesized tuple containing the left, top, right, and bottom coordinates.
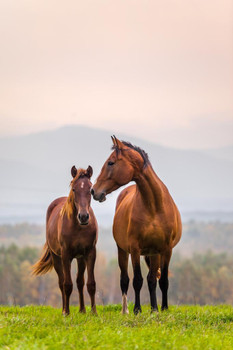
(70, 165, 93, 225)
(91, 136, 149, 202)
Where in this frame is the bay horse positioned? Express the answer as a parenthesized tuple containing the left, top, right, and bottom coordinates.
(32, 165, 98, 316)
(91, 136, 182, 314)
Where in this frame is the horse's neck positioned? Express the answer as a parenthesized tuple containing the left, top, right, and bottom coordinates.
(62, 192, 76, 220)
(135, 165, 164, 214)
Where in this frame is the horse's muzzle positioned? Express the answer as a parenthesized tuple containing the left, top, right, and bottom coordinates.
(78, 213, 89, 225)
(91, 189, 106, 203)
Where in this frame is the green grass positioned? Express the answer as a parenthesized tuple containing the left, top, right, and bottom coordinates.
(0, 304, 232, 349)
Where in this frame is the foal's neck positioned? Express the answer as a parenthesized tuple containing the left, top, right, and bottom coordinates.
(135, 164, 165, 214)
(61, 191, 76, 220)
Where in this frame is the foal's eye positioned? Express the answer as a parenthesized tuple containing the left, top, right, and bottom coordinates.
(72, 188, 75, 192)
(108, 161, 115, 166)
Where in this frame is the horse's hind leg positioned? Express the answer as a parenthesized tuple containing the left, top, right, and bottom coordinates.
(131, 247, 143, 315)
(117, 245, 129, 314)
(76, 257, 86, 313)
(86, 247, 97, 314)
(52, 252, 65, 313)
(159, 249, 172, 311)
(61, 251, 73, 316)
(147, 254, 160, 312)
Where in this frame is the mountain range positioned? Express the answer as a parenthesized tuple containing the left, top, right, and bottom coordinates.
(0, 125, 232, 225)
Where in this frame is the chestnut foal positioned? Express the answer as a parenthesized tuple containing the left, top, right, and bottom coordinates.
(32, 166, 98, 315)
(92, 136, 182, 314)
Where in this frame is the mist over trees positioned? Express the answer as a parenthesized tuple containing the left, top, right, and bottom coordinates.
(0, 220, 232, 307)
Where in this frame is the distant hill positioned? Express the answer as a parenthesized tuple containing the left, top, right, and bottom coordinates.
(0, 125, 232, 225)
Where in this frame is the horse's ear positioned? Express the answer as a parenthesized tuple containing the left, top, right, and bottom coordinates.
(111, 135, 116, 147)
(71, 165, 77, 178)
(86, 165, 93, 179)
(113, 135, 124, 150)
(111, 135, 124, 158)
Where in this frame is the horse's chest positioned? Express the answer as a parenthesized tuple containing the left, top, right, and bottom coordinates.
(61, 230, 96, 258)
(127, 217, 171, 253)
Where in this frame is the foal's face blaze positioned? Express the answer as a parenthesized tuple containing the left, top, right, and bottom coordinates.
(72, 177, 92, 225)
(92, 150, 134, 202)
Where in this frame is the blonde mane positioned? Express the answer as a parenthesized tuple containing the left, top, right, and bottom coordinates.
(60, 168, 88, 219)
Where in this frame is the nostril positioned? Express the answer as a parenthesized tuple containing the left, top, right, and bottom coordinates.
(78, 213, 81, 220)
(91, 188, 94, 196)
(86, 213, 89, 220)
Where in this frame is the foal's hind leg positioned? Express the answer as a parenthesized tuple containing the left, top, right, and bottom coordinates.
(76, 257, 86, 313)
(117, 245, 129, 314)
(86, 247, 97, 314)
(159, 249, 172, 311)
(147, 254, 160, 312)
(52, 252, 65, 313)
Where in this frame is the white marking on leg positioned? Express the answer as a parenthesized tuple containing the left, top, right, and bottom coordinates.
(122, 294, 129, 314)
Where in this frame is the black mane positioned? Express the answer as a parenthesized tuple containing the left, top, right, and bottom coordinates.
(112, 140, 150, 167)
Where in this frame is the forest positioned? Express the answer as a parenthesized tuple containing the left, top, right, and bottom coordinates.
(0, 220, 232, 307)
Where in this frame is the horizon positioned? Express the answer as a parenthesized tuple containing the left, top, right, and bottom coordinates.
(0, 123, 233, 151)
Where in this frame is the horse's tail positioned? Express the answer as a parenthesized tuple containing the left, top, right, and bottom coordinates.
(144, 256, 161, 279)
(31, 243, 53, 276)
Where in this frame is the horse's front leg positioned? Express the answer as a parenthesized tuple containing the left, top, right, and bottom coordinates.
(86, 247, 97, 314)
(61, 250, 73, 316)
(117, 245, 129, 314)
(147, 254, 160, 312)
(159, 249, 172, 311)
(76, 257, 86, 313)
(131, 247, 143, 315)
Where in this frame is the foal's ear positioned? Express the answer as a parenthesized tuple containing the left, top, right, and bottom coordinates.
(71, 165, 77, 178)
(86, 165, 93, 179)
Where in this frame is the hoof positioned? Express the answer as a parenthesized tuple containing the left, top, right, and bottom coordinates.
(161, 306, 168, 311)
(62, 310, 70, 316)
(133, 306, 142, 315)
(150, 308, 158, 314)
(121, 308, 129, 315)
(79, 308, 86, 314)
(91, 307, 97, 315)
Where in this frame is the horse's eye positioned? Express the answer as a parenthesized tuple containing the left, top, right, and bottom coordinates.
(72, 188, 75, 192)
(108, 161, 115, 166)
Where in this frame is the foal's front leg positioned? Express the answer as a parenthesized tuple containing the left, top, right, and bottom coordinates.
(86, 247, 97, 314)
(76, 257, 86, 313)
(61, 250, 73, 316)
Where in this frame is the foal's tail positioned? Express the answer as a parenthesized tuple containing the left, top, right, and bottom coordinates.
(31, 243, 53, 276)
(144, 256, 161, 279)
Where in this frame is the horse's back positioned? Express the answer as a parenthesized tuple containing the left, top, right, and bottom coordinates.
(46, 197, 67, 223)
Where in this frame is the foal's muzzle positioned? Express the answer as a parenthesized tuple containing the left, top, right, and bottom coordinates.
(91, 188, 106, 203)
(78, 212, 89, 225)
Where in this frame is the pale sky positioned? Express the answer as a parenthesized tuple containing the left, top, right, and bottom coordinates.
(0, 0, 232, 149)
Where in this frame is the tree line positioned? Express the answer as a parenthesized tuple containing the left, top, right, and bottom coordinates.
(0, 244, 232, 307)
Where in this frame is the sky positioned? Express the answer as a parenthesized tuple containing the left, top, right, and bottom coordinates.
(0, 0, 232, 149)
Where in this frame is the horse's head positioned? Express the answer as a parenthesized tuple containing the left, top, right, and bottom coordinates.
(70, 165, 93, 225)
(91, 136, 146, 202)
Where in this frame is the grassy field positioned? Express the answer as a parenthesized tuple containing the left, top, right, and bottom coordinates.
(0, 304, 232, 350)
